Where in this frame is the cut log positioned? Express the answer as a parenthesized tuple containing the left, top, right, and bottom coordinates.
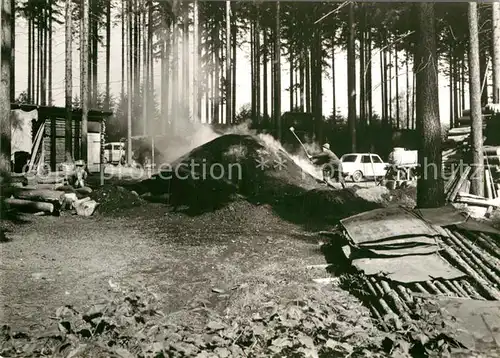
(5, 198, 55, 214)
(35, 176, 66, 185)
(14, 189, 65, 205)
(75, 186, 93, 195)
(441, 244, 500, 300)
(485, 156, 500, 165)
(483, 146, 500, 156)
(455, 196, 500, 208)
(75, 200, 98, 217)
(485, 169, 493, 199)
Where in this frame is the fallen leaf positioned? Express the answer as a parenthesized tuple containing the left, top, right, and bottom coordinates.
(252, 323, 265, 336)
(271, 337, 293, 349)
(324, 339, 338, 350)
(66, 344, 87, 358)
(114, 347, 135, 358)
(206, 321, 226, 332)
(212, 287, 225, 294)
(297, 347, 319, 358)
(214, 347, 231, 358)
(252, 313, 263, 321)
(297, 333, 315, 349)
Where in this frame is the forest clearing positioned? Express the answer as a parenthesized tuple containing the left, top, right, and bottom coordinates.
(2, 0, 500, 357)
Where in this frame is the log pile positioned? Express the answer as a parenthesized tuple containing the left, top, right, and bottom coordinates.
(444, 121, 500, 218)
(5, 185, 98, 217)
(335, 214, 500, 334)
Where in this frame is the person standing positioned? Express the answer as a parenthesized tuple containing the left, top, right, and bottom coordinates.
(309, 143, 346, 188)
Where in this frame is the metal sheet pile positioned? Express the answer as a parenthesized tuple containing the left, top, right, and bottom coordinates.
(338, 206, 500, 332)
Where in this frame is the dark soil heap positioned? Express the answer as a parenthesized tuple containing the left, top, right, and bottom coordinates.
(135, 134, 322, 213)
(90, 185, 144, 214)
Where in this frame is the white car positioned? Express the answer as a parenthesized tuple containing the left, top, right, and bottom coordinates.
(340, 153, 388, 182)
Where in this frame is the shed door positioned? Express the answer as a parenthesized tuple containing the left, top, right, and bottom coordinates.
(87, 133, 101, 172)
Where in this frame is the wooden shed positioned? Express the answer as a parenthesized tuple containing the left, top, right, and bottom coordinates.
(11, 104, 112, 173)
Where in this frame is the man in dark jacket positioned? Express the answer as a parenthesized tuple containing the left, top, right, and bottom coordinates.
(309, 143, 346, 188)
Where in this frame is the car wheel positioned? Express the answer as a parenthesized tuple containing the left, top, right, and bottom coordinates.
(351, 170, 363, 182)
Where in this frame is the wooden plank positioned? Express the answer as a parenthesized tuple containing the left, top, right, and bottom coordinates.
(448, 166, 471, 202)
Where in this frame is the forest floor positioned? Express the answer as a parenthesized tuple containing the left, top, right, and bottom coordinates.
(0, 185, 437, 357)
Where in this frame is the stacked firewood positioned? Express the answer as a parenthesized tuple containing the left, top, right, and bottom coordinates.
(5, 183, 98, 217)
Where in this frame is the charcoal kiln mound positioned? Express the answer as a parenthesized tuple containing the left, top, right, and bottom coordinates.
(89, 184, 144, 214)
(136, 134, 322, 214)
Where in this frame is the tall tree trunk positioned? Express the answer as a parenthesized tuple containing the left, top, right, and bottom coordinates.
(92, 0, 97, 106)
(492, 1, 500, 103)
(380, 48, 386, 124)
(198, 8, 203, 122)
(183, 0, 189, 120)
(395, 47, 400, 128)
(388, 44, 392, 125)
(225, 1, 231, 124)
(193, 0, 199, 121)
(10, 0, 14, 101)
(142, 0, 148, 134)
(468, 2, 484, 196)
(126, 1, 132, 163)
(274, 1, 281, 140)
(41, 3, 47, 106)
(313, 30, 322, 142)
(148, 1, 153, 130)
(289, 54, 293, 111)
(105, 0, 111, 110)
(172, 21, 178, 126)
(28, 17, 32, 103)
(134, 0, 139, 103)
(406, 50, 410, 128)
(331, 47, 336, 122)
(214, 23, 220, 124)
(453, 55, 459, 128)
(263, 27, 269, 119)
(449, 50, 454, 128)
(65, 0, 72, 160)
(366, 29, 372, 125)
(231, 16, 236, 121)
(299, 54, 304, 112)
(255, 17, 260, 121)
(250, 22, 255, 121)
(87, 0, 92, 106)
(347, 2, 356, 151)
(36, 16, 40, 104)
(81, 0, 89, 162)
(412, 71, 416, 129)
(48, 0, 52, 105)
(305, 50, 310, 113)
(0, 0, 12, 171)
(359, 10, 366, 127)
(461, 57, 466, 114)
(414, 2, 444, 208)
(121, 0, 125, 101)
(293, 65, 300, 108)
